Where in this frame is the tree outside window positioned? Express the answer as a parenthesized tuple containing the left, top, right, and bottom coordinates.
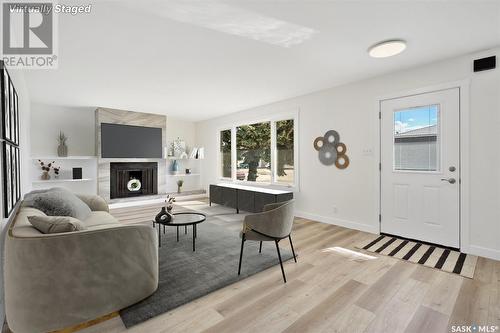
(220, 129, 232, 178)
(236, 122, 271, 182)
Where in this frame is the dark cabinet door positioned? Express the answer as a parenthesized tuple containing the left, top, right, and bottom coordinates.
(277, 192, 294, 203)
(222, 187, 238, 209)
(254, 192, 276, 212)
(210, 185, 223, 205)
(237, 189, 255, 212)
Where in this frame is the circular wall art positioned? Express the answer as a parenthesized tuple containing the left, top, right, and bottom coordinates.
(313, 130, 350, 169)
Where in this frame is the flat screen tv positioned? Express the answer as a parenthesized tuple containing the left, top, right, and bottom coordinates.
(101, 123, 162, 158)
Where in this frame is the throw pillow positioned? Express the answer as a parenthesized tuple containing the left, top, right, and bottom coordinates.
(28, 188, 91, 220)
(28, 215, 86, 234)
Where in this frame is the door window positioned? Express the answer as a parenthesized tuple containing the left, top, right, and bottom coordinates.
(393, 105, 440, 171)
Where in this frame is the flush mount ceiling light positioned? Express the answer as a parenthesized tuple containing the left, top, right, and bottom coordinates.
(368, 40, 407, 58)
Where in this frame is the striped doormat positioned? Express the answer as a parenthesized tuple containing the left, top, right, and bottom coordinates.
(357, 235, 477, 278)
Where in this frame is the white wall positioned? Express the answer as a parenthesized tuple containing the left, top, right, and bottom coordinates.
(30, 104, 95, 156)
(0, 69, 31, 330)
(196, 47, 500, 260)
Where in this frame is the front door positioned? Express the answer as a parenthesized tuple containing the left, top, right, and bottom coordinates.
(380, 88, 460, 248)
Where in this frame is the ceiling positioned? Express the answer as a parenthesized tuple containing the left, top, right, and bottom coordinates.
(24, 0, 500, 121)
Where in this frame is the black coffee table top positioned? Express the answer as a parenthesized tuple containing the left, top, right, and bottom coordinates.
(155, 212, 206, 226)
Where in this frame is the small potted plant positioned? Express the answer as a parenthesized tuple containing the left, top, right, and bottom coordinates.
(38, 160, 55, 180)
(177, 179, 184, 194)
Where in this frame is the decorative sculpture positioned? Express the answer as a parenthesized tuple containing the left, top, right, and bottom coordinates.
(313, 130, 350, 169)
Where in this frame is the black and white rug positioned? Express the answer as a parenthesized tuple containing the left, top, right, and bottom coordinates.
(119, 205, 293, 328)
(357, 235, 477, 278)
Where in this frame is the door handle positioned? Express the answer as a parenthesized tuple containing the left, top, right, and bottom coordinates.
(441, 178, 456, 184)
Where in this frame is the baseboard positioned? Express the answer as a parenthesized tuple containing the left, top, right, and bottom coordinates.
(295, 210, 379, 234)
(467, 244, 500, 261)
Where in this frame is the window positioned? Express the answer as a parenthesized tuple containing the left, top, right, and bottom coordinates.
(218, 115, 297, 186)
(236, 122, 271, 182)
(220, 129, 232, 178)
(394, 105, 439, 171)
(276, 119, 294, 184)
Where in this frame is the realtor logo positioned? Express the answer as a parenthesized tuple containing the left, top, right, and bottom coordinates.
(2, 1, 57, 68)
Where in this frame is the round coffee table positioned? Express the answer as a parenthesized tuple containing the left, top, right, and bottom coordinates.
(153, 212, 206, 251)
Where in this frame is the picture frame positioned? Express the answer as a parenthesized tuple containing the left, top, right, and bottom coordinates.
(8, 80, 14, 144)
(2, 67, 10, 142)
(14, 90, 19, 145)
(3, 142, 12, 217)
(1, 62, 21, 218)
(3, 143, 20, 218)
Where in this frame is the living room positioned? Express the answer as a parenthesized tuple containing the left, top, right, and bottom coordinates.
(1, 1, 499, 332)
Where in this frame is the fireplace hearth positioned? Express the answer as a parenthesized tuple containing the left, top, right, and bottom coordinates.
(110, 162, 158, 199)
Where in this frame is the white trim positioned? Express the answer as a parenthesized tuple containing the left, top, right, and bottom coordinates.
(468, 245, 500, 261)
(295, 210, 379, 234)
(375, 80, 471, 253)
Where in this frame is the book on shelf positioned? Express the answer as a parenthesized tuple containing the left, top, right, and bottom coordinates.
(189, 147, 198, 159)
(197, 147, 204, 159)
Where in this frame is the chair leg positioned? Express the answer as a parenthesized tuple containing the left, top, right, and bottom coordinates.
(238, 234, 245, 275)
(275, 240, 286, 283)
(289, 235, 297, 263)
(259, 241, 262, 253)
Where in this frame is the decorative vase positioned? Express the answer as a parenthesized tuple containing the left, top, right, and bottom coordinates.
(155, 207, 173, 223)
(41, 171, 50, 180)
(171, 160, 179, 175)
(177, 186, 182, 194)
(57, 144, 68, 157)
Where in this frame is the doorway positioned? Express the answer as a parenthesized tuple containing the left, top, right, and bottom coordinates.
(380, 88, 460, 248)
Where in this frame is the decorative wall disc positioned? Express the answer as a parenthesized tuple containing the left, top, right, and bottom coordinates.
(318, 145, 337, 165)
(335, 142, 347, 154)
(314, 130, 349, 169)
(335, 155, 350, 169)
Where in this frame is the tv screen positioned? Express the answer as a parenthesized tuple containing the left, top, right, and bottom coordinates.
(101, 123, 162, 158)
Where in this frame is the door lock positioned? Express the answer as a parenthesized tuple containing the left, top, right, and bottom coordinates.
(449, 166, 456, 172)
(441, 178, 456, 184)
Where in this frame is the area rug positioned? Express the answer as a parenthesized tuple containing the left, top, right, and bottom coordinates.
(357, 235, 477, 278)
(119, 217, 293, 328)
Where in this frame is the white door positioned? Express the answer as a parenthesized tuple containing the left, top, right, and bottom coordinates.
(380, 88, 460, 248)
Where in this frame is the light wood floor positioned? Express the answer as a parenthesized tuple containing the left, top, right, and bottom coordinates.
(73, 202, 500, 333)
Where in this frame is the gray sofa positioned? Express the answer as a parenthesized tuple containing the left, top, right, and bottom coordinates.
(4, 194, 158, 333)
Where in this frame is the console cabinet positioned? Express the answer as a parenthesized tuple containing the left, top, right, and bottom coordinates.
(209, 184, 293, 213)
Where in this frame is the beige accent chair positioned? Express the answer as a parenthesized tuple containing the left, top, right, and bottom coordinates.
(238, 200, 296, 283)
(4, 194, 158, 333)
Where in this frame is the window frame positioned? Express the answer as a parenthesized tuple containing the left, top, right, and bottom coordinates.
(217, 110, 299, 189)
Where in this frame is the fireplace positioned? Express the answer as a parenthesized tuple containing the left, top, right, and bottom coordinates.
(110, 162, 158, 199)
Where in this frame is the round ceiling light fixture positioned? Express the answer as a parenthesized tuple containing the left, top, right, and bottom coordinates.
(368, 39, 407, 58)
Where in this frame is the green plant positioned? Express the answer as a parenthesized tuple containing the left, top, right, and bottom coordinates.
(176, 180, 184, 187)
(58, 131, 67, 145)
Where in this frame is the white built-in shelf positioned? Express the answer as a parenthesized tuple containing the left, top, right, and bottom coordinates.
(32, 178, 93, 184)
(166, 157, 203, 161)
(32, 156, 97, 160)
(167, 173, 200, 177)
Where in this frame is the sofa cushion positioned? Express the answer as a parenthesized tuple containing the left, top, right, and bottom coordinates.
(26, 188, 91, 220)
(28, 216, 87, 234)
(83, 211, 121, 229)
